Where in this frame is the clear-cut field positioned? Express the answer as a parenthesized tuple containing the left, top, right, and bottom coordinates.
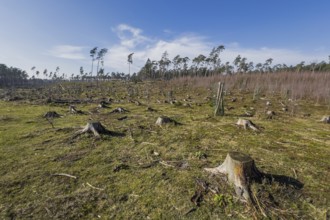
(0, 80, 329, 219)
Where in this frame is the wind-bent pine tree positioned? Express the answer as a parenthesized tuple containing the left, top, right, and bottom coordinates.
(90, 47, 98, 78)
(96, 48, 108, 80)
(127, 53, 134, 75)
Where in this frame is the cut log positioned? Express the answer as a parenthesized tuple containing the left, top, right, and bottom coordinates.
(236, 118, 259, 131)
(204, 152, 262, 202)
(76, 121, 109, 138)
(44, 111, 61, 118)
(320, 116, 330, 123)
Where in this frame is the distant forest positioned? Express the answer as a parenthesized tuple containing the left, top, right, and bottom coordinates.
(1, 45, 330, 87)
(136, 46, 330, 80)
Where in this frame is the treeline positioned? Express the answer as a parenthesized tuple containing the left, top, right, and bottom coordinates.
(0, 64, 29, 87)
(137, 46, 330, 80)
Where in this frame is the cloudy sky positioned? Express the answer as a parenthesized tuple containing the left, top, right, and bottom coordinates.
(1, 0, 330, 77)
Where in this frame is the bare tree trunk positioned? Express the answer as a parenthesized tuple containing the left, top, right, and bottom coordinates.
(214, 82, 225, 116)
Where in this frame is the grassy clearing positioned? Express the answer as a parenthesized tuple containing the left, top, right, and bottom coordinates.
(0, 81, 329, 219)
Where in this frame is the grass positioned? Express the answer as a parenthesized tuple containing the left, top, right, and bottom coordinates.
(0, 80, 329, 219)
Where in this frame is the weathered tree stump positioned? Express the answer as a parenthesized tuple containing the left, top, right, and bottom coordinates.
(236, 118, 259, 131)
(76, 122, 109, 138)
(146, 107, 156, 112)
(155, 116, 179, 126)
(44, 111, 61, 118)
(204, 152, 262, 202)
(110, 107, 128, 114)
(69, 105, 84, 114)
(98, 101, 109, 108)
(320, 116, 330, 123)
(266, 110, 275, 119)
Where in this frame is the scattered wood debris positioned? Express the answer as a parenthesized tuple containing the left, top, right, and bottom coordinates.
(110, 107, 129, 114)
(117, 116, 128, 121)
(146, 107, 156, 112)
(113, 164, 129, 172)
(44, 111, 62, 118)
(52, 173, 77, 179)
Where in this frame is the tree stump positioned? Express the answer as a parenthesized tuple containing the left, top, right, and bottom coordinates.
(155, 116, 176, 126)
(110, 107, 128, 114)
(204, 152, 262, 202)
(236, 118, 259, 131)
(69, 105, 84, 114)
(320, 116, 330, 123)
(98, 101, 109, 108)
(266, 110, 275, 119)
(76, 122, 109, 138)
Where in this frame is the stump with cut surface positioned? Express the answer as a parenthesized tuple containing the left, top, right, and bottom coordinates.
(204, 152, 262, 203)
(98, 101, 109, 108)
(236, 118, 259, 131)
(76, 122, 109, 138)
(266, 110, 275, 119)
(320, 116, 330, 123)
(110, 107, 128, 114)
(155, 116, 179, 126)
(69, 105, 84, 114)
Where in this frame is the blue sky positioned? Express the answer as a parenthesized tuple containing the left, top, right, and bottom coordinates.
(1, 0, 330, 77)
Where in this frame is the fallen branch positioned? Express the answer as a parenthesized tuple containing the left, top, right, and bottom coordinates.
(159, 160, 175, 168)
(52, 173, 77, 179)
(86, 182, 105, 191)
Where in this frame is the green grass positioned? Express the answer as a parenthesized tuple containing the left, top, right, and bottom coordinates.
(0, 81, 329, 219)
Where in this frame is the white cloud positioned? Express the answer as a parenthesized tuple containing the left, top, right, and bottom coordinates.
(106, 25, 212, 73)
(104, 24, 328, 73)
(49, 45, 86, 60)
(113, 24, 151, 48)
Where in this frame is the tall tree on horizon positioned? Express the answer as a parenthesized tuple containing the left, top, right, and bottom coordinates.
(90, 47, 98, 77)
(96, 48, 108, 79)
(128, 53, 134, 75)
(207, 45, 225, 72)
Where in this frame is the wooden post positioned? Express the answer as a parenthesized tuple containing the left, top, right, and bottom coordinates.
(214, 82, 225, 116)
